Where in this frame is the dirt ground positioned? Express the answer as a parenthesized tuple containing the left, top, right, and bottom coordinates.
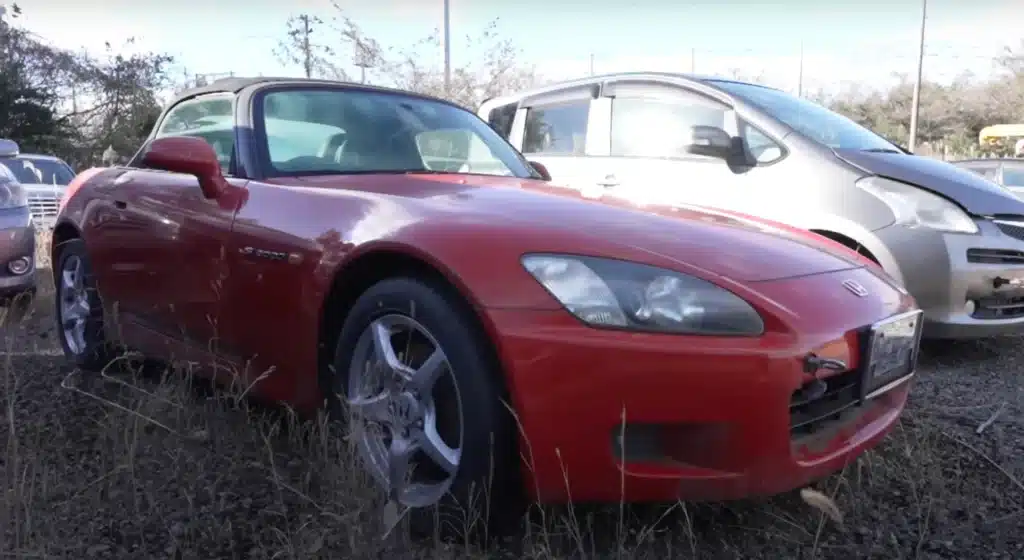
(2, 249, 1023, 559)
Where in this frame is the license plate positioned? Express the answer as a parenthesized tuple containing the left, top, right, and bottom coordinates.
(861, 310, 923, 399)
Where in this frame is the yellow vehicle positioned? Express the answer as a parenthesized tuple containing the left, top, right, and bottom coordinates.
(979, 124, 1024, 155)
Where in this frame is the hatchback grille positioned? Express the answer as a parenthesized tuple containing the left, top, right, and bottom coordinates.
(994, 219, 1024, 242)
(972, 294, 1024, 319)
(789, 369, 861, 439)
(966, 248, 1024, 265)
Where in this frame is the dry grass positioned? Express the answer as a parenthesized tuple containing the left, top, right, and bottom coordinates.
(2, 229, 1023, 558)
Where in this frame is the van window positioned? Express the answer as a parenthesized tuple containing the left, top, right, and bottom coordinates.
(486, 102, 517, 140)
(522, 100, 589, 156)
(960, 163, 999, 182)
(610, 95, 727, 159)
(1003, 166, 1024, 187)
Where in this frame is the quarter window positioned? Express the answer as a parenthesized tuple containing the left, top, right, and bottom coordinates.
(742, 123, 784, 165)
(610, 94, 727, 159)
(522, 100, 589, 155)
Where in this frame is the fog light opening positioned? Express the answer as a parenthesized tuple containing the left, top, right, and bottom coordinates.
(7, 256, 31, 275)
(965, 299, 977, 317)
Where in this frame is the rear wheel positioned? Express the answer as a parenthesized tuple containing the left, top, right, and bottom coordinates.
(54, 239, 114, 370)
(324, 277, 522, 540)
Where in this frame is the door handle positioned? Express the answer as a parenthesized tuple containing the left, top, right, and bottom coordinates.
(113, 200, 127, 210)
(597, 174, 619, 188)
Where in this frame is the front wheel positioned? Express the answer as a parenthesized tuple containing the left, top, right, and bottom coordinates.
(324, 277, 523, 540)
(54, 239, 114, 370)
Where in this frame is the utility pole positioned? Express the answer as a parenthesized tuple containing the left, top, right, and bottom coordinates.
(797, 42, 804, 97)
(589, 53, 595, 76)
(908, 0, 928, 153)
(443, 0, 451, 97)
(300, 14, 313, 79)
(690, 48, 696, 73)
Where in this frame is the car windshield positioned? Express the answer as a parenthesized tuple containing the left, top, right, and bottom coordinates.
(1003, 165, 1024, 187)
(0, 156, 74, 185)
(708, 80, 903, 153)
(259, 88, 536, 179)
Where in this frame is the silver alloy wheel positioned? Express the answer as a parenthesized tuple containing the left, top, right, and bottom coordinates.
(346, 313, 464, 508)
(59, 255, 90, 355)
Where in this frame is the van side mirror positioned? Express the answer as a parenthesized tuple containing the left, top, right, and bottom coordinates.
(686, 125, 734, 159)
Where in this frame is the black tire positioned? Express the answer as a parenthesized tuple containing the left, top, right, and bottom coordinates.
(53, 239, 115, 371)
(323, 277, 523, 541)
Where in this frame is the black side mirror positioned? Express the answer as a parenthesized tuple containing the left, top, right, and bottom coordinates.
(529, 160, 552, 181)
(686, 125, 734, 159)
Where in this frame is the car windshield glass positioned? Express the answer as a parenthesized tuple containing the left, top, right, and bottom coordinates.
(708, 80, 902, 152)
(0, 156, 74, 185)
(259, 88, 535, 178)
(1003, 166, 1024, 187)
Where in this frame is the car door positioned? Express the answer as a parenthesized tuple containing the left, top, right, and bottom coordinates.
(582, 81, 741, 208)
(581, 80, 790, 216)
(508, 86, 610, 193)
(90, 168, 242, 357)
(88, 92, 241, 360)
(84, 168, 185, 336)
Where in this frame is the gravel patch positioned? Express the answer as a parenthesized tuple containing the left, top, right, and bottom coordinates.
(2, 265, 1023, 558)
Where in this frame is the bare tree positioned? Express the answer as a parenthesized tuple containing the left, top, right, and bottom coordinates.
(317, 9, 540, 108)
(274, 14, 345, 80)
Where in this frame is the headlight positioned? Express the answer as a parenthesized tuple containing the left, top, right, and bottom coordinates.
(856, 176, 977, 234)
(0, 181, 27, 209)
(521, 254, 764, 336)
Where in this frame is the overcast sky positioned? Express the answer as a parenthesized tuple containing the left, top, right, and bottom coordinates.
(17, 0, 1024, 96)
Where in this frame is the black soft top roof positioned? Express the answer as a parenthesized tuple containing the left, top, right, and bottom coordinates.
(168, 76, 457, 108)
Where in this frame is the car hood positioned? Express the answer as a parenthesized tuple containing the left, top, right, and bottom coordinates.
(289, 174, 866, 283)
(833, 148, 1024, 215)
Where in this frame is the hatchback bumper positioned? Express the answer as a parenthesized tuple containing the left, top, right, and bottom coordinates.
(875, 219, 1024, 339)
(0, 207, 37, 299)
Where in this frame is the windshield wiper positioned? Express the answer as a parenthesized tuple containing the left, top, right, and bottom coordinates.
(860, 148, 903, 154)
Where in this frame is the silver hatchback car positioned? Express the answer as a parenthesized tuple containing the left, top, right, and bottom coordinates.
(480, 72, 1024, 339)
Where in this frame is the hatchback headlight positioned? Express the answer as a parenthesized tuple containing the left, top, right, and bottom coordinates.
(0, 181, 27, 209)
(857, 176, 977, 234)
(521, 254, 765, 336)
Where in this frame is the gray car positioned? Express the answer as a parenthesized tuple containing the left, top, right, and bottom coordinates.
(951, 158, 1024, 199)
(0, 149, 75, 229)
(0, 140, 37, 302)
(478, 72, 1024, 339)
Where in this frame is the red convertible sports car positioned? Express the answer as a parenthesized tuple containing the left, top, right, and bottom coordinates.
(52, 77, 923, 536)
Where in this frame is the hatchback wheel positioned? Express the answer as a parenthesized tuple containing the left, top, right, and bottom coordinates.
(54, 239, 113, 370)
(326, 277, 522, 539)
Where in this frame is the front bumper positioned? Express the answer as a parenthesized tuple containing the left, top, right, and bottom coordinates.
(489, 267, 916, 504)
(0, 207, 37, 298)
(875, 219, 1024, 339)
